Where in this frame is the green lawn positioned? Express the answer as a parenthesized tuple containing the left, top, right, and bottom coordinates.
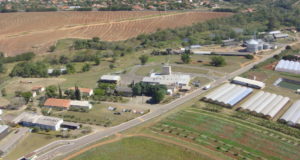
(50, 104, 140, 127)
(150, 105, 300, 160)
(4, 133, 61, 160)
(71, 136, 210, 160)
(135, 65, 162, 76)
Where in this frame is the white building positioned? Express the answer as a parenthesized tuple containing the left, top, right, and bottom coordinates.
(70, 100, 93, 110)
(142, 66, 191, 87)
(100, 75, 121, 84)
(246, 39, 265, 53)
(13, 112, 63, 131)
(275, 60, 300, 74)
(232, 76, 265, 89)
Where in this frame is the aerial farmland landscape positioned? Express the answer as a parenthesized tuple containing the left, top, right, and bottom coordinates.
(0, 0, 300, 160)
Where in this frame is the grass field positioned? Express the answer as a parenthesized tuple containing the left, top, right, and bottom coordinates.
(50, 103, 140, 127)
(149, 105, 300, 160)
(276, 78, 300, 90)
(4, 133, 61, 160)
(71, 136, 210, 160)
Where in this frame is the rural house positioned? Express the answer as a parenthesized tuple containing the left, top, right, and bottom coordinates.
(99, 75, 121, 84)
(70, 100, 93, 110)
(43, 98, 71, 110)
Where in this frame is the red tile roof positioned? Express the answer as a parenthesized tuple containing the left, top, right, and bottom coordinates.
(69, 87, 92, 93)
(32, 86, 44, 91)
(44, 98, 70, 109)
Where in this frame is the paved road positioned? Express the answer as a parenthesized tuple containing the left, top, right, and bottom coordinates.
(28, 44, 290, 160)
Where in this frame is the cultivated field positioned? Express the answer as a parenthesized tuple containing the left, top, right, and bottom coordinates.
(0, 11, 232, 56)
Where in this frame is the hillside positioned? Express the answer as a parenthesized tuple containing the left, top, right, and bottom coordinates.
(0, 11, 232, 56)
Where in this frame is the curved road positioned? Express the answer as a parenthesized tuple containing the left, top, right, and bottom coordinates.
(27, 44, 291, 160)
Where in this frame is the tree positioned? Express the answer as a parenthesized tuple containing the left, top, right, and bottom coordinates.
(181, 53, 191, 64)
(74, 85, 81, 100)
(0, 61, 4, 73)
(21, 92, 33, 103)
(1, 88, 6, 97)
(92, 37, 100, 42)
(139, 55, 149, 65)
(58, 85, 63, 98)
(64, 90, 75, 99)
(210, 56, 226, 67)
(151, 89, 165, 104)
(132, 84, 142, 95)
(94, 58, 100, 65)
(59, 55, 69, 64)
(66, 63, 75, 74)
(267, 17, 280, 31)
(109, 64, 115, 69)
(46, 85, 58, 98)
(49, 45, 56, 52)
(245, 54, 254, 59)
(82, 63, 90, 72)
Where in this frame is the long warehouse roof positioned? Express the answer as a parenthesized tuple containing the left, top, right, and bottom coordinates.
(232, 76, 265, 89)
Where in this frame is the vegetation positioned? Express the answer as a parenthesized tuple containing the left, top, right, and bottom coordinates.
(139, 55, 149, 65)
(210, 56, 226, 67)
(46, 85, 58, 98)
(132, 82, 167, 104)
(9, 61, 48, 77)
(181, 53, 191, 64)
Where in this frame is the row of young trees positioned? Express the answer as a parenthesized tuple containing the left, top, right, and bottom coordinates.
(46, 85, 82, 100)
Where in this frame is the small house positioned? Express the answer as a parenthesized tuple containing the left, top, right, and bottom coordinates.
(100, 75, 121, 84)
(43, 98, 71, 110)
(31, 86, 45, 94)
(70, 100, 93, 110)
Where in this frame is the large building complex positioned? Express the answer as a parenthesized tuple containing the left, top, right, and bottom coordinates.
(280, 100, 300, 126)
(142, 66, 191, 87)
(232, 76, 265, 89)
(203, 83, 253, 108)
(240, 91, 290, 119)
(13, 112, 63, 131)
(275, 60, 300, 74)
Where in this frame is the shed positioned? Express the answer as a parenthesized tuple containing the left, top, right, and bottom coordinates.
(232, 76, 265, 89)
(100, 75, 121, 84)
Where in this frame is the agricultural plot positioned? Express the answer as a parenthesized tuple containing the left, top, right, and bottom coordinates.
(0, 11, 231, 56)
(150, 106, 300, 160)
(71, 136, 210, 160)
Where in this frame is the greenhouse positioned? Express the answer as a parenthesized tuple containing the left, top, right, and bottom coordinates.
(280, 100, 300, 126)
(275, 60, 300, 74)
(240, 91, 290, 119)
(203, 83, 253, 108)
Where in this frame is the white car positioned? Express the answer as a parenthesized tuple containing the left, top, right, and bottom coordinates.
(203, 84, 211, 90)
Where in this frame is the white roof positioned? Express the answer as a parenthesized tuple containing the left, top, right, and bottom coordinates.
(14, 112, 63, 127)
(280, 100, 300, 125)
(232, 76, 265, 88)
(275, 60, 300, 74)
(269, 30, 281, 35)
(142, 74, 190, 86)
(0, 125, 8, 134)
(241, 92, 289, 118)
(203, 83, 253, 107)
(70, 100, 90, 107)
(100, 75, 121, 81)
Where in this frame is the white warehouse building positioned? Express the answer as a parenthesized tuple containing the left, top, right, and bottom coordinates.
(203, 83, 253, 108)
(13, 112, 63, 131)
(70, 100, 93, 110)
(240, 91, 290, 119)
(232, 76, 265, 89)
(280, 100, 300, 126)
(275, 60, 300, 74)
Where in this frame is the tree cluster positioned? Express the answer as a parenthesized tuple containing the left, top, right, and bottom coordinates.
(9, 61, 48, 78)
(132, 82, 167, 104)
